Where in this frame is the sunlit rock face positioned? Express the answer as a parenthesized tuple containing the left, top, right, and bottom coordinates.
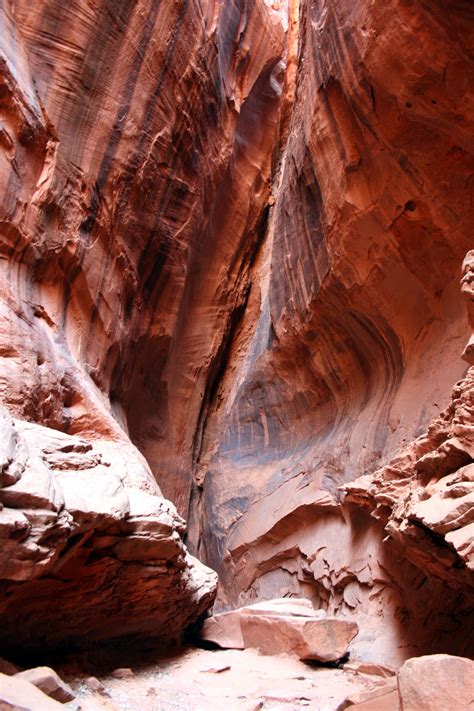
(0, 0, 472, 662)
(0, 406, 218, 651)
(0, 0, 286, 649)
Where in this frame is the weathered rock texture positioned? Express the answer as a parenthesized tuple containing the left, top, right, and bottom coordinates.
(190, 0, 474, 665)
(0, 407, 216, 650)
(0, 672, 65, 710)
(14, 666, 75, 703)
(344, 369, 474, 586)
(0, 0, 473, 665)
(0, 0, 289, 649)
(397, 654, 474, 711)
(200, 597, 358, 661)
(462, 250, 474, 365)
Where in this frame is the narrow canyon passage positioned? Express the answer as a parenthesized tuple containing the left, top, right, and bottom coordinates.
(0, 0, 473, 709)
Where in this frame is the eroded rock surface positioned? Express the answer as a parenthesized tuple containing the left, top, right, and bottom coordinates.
(190, 0, 474, 666)
(0, 672, 64, 710)
(461, 250, 474, 365)
(344, 247, 474, 585)
(0, 408, 216, 650)
(0, 0, 472, 672)
(0, 0, 289, 650)
(14, 667, 75, 703)
(345, 369, 474, 589)
(397, 654, 474, 711)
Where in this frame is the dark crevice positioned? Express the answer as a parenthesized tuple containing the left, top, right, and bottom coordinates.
(191, 193, 272, 461)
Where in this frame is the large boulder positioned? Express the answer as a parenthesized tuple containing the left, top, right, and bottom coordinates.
(0, 412, 217, 651)
(200, 598, 358, 662)
(0, 673, 64, 710)
(201, 598, 326, 649)
(397, 654, 474, 711)
(14, 667, 74, 703)
(240, 614, 359, 662)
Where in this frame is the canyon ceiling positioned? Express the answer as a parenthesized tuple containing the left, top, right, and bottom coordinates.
(0, 0, 473, 665)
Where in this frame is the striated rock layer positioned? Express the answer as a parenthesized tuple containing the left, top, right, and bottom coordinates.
(0, 0, 473, 663)
(344, 369, 474, 587)
(190, 0, 474, 665)
(0, 0, 287, 650)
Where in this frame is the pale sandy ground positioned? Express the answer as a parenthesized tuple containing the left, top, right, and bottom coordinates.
(57, 645, 386, 711)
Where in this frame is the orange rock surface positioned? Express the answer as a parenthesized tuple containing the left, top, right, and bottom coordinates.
(192, 0, 474, 664)
(0, 0, 472, 666)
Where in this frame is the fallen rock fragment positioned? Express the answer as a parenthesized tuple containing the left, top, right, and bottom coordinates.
(201, 597, 327, 648)
(337, 678, 398, 709)
(0, 672, 64, 709)
(0, 414, 217, 650)
(397, 654, 474, 711)
(200, 598, 357, 661)
(201, 611, 246, 649)
(342, 690, 399, 710)
(84, 676, 110, 697)
(110, 668, 134, 680)
(201, 664, 231, 673)
(201, 598, 326, 649)
(240, 614, 358, 662)
(343, 661, 396, 677)
(14, 666, 74, 702)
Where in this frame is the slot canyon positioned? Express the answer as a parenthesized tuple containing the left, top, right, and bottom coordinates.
(0, 0, 473, 708)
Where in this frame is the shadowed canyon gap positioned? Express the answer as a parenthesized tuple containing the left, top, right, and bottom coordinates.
(0, 0, 473, 673)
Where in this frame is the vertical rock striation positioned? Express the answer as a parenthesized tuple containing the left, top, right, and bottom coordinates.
(0, 0, 472, 663)
(191, 0, 474, 664)
(0, 0, 287, 649)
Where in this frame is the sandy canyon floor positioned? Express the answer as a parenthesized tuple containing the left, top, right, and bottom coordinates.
(54, 645, 392, 711)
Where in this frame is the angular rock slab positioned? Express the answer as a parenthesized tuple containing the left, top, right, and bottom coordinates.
(0, 673, 64, 710)
(200, 598, 358, 661)
(338, 678, 398, 710)
(201, 597, 326, 649)
(201, 611, 246, 650)
(397, 654, 474, 711)
(14, 667, 74, 702)
(342, 690, 399, 710)
(240, 614, 358, 662)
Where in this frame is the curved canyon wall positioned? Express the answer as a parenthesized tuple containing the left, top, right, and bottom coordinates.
(0, 0, 472, 663)
(194, 0, 474, 663)
(0, 0, 285, 650)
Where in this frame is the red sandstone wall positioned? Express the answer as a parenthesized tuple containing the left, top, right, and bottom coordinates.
(193, 0, 474, 663)
(0, 0, 285, 649)
(0, 0, 472, 661)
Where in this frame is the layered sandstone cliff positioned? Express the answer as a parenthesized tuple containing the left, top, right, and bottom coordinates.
(0, 0, 472, 664)
(190, 0, 473, 664)
(0, 0, 287, 649)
